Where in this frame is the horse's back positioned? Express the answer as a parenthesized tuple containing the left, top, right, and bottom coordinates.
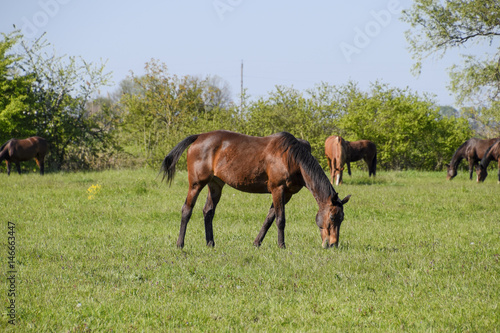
(324, 135, 338, 158)
(348, 140, 376, 161)
(187, 131, 300, 193)
(468, 137, 499, 159)
(5, 136, 48, 161)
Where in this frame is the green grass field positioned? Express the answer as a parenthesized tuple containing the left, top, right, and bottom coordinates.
(1, 169, 499, 332)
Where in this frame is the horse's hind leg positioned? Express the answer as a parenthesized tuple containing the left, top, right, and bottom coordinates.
(202, 179, 224, 247)
(371, 155, 377, 177)
(497, 160, 500, 183)
(35, 158, 45, 175)
(177, 183, 204, 249)
(366, 156, 375, 177)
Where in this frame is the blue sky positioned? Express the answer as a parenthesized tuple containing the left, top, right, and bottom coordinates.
(0, 0, 492, 107)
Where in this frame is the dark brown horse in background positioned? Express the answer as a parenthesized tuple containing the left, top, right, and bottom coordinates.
(446, 138, 499, 180)
(0, 137, 48, 175)
(325, 135, 377, 185)
(475, 139, 500, 183)
(161, 130, 350, 249)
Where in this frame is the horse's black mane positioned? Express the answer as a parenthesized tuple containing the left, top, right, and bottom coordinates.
(275, 132, 337, 200)
(450, 139, 472, 167)
(0, 139, 12, 152)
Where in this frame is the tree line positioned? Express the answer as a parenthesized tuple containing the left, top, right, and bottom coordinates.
(1, 30, 497, 173)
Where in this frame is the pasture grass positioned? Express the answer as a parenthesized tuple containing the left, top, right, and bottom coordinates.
(0, 169, 499, 332)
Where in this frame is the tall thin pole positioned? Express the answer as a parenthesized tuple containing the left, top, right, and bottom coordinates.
(240, 60, 243, 112)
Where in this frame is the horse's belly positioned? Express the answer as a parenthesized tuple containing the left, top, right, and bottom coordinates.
(227, 182, 270, 194)
(216, 172, 271, 194)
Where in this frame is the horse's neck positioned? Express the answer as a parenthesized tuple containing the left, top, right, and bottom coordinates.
(481, 150, 495, 168)
(451, 147, 467, 168)
(299, 164, 333, 207)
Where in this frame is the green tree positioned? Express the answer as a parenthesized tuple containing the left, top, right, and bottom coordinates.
(243, 85, 338, 166)
(120, 59, 238, 167)
(0, 31, 34, 143)
(337, 82, 472, 170)
(402, 0, 500, 136)
(0, 31, 114, 171)
(17, 34, 112, 169)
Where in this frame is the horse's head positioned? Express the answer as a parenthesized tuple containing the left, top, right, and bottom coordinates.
(476, 164, 487, 182)
(445, 164, 457, 180)
(316, 194, 351, 248)
(332, 166, 344, 186)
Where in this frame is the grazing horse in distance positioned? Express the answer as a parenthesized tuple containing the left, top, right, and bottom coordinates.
(345, 139, 377, 178)
(446, 137, 499, 180)
(0, 137, 49, 175)
(161, 130, 350, 249)
(475, 139, 500, 183)
(325, 135, 377, 185)
(325, 135, 348, 185)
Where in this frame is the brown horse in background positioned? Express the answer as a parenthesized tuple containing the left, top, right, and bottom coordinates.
(446, 137, 499, 180)
(325, 136, 377, 185)
(325, 135, 348, 185)
(161, 130, 350, 249)
(475, 139, 500, 183)
(0, 137, 48, 175)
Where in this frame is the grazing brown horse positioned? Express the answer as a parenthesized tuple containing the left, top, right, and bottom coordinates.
(446, 138, 499, 180)
(161, 130, 350, 249)
(0, 137, 48, 175)
(475, 139, 500, 183)
(325, 135, 348, 185)
(325, 135, 377, 185)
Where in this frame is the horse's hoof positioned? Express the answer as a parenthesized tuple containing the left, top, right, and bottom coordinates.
(206, 241, 215, 247)
(278, 243, 286, 249)
(253, 241, 261, 247)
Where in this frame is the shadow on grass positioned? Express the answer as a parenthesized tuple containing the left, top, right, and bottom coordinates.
(337, 177, 397, 186)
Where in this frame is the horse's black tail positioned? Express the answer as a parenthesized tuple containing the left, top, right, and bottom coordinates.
(160, 134, 199, 184)
(0, 140, 11, 162)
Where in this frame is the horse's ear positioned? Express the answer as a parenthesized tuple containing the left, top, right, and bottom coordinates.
(341, 195, 351, 205)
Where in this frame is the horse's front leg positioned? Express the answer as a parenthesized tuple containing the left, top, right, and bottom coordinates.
(15, 163, 21, 175)
(254, 191, 292, 248)
(273, 188, 292, 249)
(468, 159, 476, 180)
(326, 157, 334, 184)
(6, 161, 11, 176)
(254, 204, 276, 247)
